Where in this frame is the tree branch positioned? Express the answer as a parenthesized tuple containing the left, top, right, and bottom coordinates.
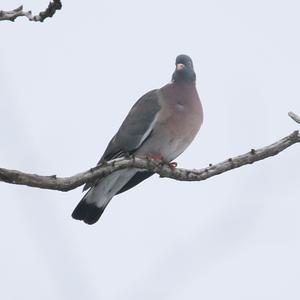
(0, 1, 62, 22)
(289, 111, 300, 124)
(0, 113, 299, 192)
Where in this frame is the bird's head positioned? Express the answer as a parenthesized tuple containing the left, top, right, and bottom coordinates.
(172, 54, 196, 83)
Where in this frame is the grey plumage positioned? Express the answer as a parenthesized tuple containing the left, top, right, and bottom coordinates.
(72, 54, 203, 224)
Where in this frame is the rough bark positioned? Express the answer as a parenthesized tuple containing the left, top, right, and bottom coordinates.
(0, 1, 62, 22)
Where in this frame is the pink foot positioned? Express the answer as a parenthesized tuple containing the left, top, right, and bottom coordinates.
(146, 154, 177, 171)
(168, 162, 177, 171)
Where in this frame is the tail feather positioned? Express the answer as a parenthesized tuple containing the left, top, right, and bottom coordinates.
(72, 200, 106, 225)
(72, 169, 138, 225)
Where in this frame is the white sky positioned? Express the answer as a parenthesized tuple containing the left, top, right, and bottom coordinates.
(1, 0, 300, 299)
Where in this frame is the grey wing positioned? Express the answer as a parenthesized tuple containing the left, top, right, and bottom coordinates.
(83, 89, 161, 191)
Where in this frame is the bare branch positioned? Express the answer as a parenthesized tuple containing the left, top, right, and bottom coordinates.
(0, 1, 62, 22)
(289, 111, 300, 124)
(0, 129, 299, 192)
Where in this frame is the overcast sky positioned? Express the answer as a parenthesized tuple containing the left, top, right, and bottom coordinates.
(1, 0, 300, 299)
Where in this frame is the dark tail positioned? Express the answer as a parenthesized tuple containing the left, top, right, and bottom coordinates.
(72, 199, 106, 225)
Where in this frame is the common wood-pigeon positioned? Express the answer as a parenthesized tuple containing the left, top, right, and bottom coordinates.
(72, 55, 203, 224)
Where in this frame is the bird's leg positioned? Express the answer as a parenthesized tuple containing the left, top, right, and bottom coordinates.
(146, 154, 177, 171)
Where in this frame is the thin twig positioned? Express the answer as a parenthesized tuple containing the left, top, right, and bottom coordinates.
(0, 129, 299, 192)
(0, 1, 62, 22)
(289, 111, 300, 124)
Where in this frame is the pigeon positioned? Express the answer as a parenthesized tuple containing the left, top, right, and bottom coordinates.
(72, 54, 203, 224)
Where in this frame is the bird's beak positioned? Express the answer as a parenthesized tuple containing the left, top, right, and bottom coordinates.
(176, 63, 185, 71)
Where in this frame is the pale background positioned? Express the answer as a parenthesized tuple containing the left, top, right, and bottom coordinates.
(1, 1, 300, 299)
